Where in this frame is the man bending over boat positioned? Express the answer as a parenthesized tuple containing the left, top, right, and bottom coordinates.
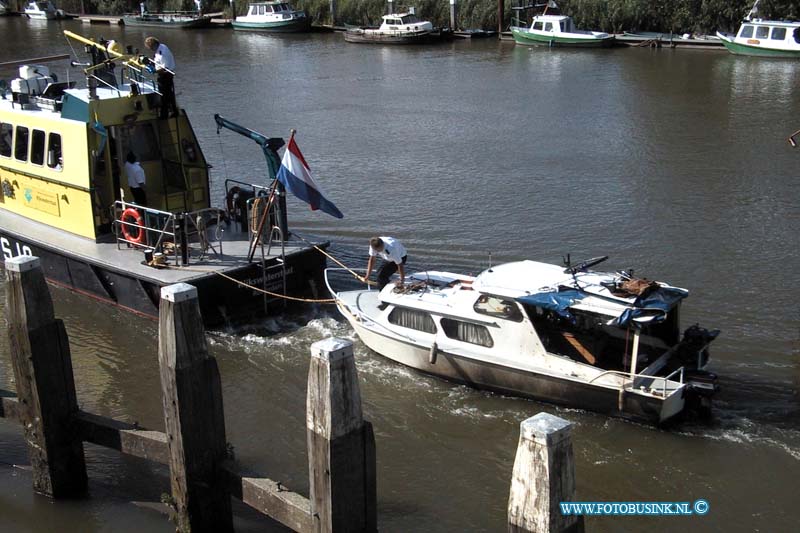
(144, 37, 177, 119)
(363, 236, 407, 290)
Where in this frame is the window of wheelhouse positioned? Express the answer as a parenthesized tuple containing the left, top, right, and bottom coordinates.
(772, 27, 786, 40)
(47, 133, 62, 170)
(0, 122, 12, 158)
(473, 295, 523, 322)
(440, 318, 494, 348)
(755, 26, 769, 39)
(14, 126, 29, 162)
(30, 129, 46, 166)
(740, 25, 754, 38)
(388, 307, 437, 334)
(544, 22, 553, 31)
(533, 21, 543, 31)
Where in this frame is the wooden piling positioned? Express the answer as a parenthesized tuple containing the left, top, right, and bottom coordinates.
(158, 283, 233, 533)
(4, 256, 87, 497)
(307, 338, 377, 533)
(508, 413, 583, 533)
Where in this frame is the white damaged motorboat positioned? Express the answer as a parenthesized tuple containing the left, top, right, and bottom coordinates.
(327, 256, 719, 425)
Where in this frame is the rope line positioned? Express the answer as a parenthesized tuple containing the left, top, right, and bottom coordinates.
(168, 265, 336, 303)
(292, 232, 376, 286)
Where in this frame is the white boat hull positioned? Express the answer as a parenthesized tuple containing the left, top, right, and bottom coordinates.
(341, 302, 686, 424)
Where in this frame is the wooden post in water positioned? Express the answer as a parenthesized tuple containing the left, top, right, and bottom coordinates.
(307, 338, 377, 532)
(508, 413, 583, 533)
(386, 0, 393, 15)
(158, 283, 233, 533)
(330, 0, 337, 26)
(498, 0, 504, 35)
(449, 0, 458, 30)
(4, 256, 87, 497)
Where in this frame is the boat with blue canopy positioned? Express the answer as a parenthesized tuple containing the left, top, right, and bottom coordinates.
(327, 256, 719, 425)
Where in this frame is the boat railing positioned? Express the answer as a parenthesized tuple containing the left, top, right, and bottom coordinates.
(324, 267, 372, 298)
(113, 201, 226, 266)
(588, 367, 685, 398)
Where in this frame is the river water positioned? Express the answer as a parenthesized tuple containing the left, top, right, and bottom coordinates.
(1, 17, 798, 532)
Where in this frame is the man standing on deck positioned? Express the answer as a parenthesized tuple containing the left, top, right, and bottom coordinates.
(144, 36, 177, 119)
(363, 236, 407, 290)
(125, 152, 147, 206)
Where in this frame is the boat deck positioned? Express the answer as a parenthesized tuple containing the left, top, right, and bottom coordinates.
(0, 207, 323, 285)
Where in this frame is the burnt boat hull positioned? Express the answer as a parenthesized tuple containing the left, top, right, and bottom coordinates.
(0, 229, 327, 325)
(348, 317, 684, 424)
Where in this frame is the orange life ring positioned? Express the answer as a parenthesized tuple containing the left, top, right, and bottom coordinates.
(121, 207, 145, 244)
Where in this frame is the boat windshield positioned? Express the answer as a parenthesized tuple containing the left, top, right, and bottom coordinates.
(740, 24, 754, 38)
(400, 15, 419, 24)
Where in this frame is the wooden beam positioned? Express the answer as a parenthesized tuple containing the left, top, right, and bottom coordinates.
(221, 461, 313, 533)
(74, 411, 169, 465)
(4, 256, 87, 498)
(158, 283, 233, 533)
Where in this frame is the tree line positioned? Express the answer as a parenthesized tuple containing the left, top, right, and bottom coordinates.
(32, 0, 800, 34)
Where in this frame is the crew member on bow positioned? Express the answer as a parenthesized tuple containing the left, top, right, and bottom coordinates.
(363, 236, 407, 290)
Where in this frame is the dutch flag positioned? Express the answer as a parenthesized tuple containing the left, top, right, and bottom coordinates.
(276, 134, 343, 219)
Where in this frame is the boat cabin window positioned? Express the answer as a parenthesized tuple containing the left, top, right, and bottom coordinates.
(0, 122, 11, 158)
(772, 27, 786, 40)
(441, 318, 494, 348)
(47, 133, 62, 170)
(544, 22, 553, 31)
(401, 15, 419, 24)
(122, 123, 160, 162)
(14, 126, 29, 162)
(755, 26, 769, 39)
(740, 25, 754, 38)
(388, 307, 437, 334)
(795, 28, 800, 43)
(30, 129, 46, 166)
(533, 21, 543, 31)
(473, 295, 523, 322)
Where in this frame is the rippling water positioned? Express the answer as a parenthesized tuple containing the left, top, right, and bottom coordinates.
(1, 17, 799, 532)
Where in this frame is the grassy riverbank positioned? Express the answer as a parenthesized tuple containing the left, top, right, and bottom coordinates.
(42, 0, 800, 34)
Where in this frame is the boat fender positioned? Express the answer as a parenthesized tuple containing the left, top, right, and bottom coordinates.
(429, 342, 438, 365)
(120, 207, 145, 244)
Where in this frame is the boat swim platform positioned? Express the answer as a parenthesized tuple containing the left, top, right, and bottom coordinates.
(0, 207, 325, 287)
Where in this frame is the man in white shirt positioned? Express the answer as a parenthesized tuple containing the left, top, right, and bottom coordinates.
(124, 152, 147, 206)
(144, 36, 177, 119)
(364, 236, 407, 290)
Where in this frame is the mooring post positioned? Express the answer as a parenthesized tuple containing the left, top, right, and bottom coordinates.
(386, 0, 393, 15)
(498, 0, 504, 36)
(4, 256, 87, 497)
(158, 283, 233, 533)
(508, 413, 583, 533)
(307, 338, 377, 532)
(450, 0, 458, 31)
(330, 0, 337, 26)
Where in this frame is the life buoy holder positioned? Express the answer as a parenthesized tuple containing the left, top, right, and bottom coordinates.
(120, 207, 145, 244)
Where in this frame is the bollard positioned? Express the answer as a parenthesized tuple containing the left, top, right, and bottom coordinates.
(307, 338, 377, 532)
(450, 0, 458, 31)
(4, 256, 87, 497)
(158, 283, 233, 532)
(508, 413, 583, 533)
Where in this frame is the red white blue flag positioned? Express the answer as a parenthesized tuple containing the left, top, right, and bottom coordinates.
(276, 134, 343, 219)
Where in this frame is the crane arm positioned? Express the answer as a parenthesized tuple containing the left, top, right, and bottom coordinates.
(213, 114, 285, 180)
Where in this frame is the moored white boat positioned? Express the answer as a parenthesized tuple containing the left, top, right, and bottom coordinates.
(344, 12, 449, 44)
(327, 257, 719, 425)
(24, 1, 59, 19)
(232, 1, 311, 32)
(716, 1, 800, 58)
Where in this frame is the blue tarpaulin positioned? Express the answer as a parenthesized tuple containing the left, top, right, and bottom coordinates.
(517, 289, 587, 322)
(613, 287, 688, 327)
(517, 286, 688, 329)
